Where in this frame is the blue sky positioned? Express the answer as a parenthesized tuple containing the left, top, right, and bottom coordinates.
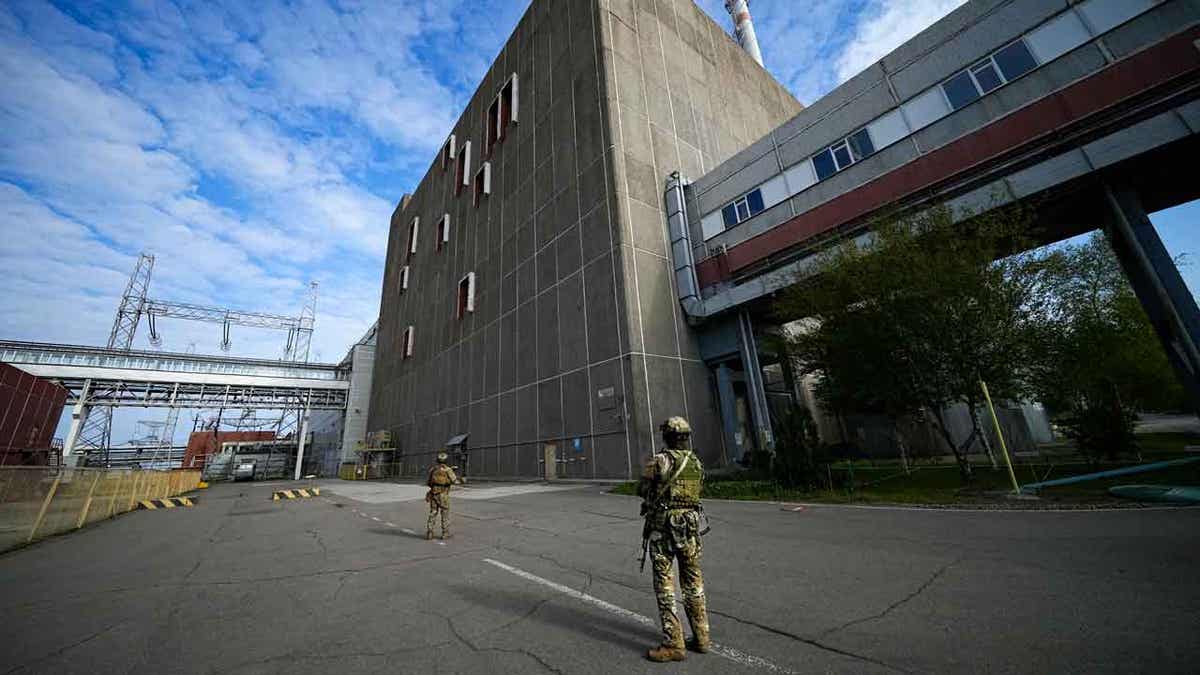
(1, 0, 1195, 444)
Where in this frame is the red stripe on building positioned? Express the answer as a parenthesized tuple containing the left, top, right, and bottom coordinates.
(696, 27, 1200, 288)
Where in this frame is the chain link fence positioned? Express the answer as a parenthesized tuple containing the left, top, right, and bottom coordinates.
(0, 467, 201, 552)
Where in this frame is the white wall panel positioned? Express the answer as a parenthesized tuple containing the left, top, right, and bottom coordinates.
(1027, 10, 1092, 63)
(901, 87, 950, 133)
(867, 109, 910, 151)
(1078, 0, 1155, 35)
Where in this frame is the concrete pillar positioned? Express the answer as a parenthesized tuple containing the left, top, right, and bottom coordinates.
(1104, 185, 1200, 412)
(736, 311, 775, 452)
(715, 363, 741, 466)
(62, 379, 91, 456)
(293, 405, 312, 481)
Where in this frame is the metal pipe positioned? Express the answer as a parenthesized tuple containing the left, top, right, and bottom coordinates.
(724, 0, 764, 67)
(1021, 456, 1200, 493)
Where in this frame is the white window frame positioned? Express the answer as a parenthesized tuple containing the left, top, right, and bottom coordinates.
(457, 272, 477, 318)
(408, 217, 419, 255)
(507, 73, 519, 125)
(439, 213, 451, 248)
(474, 162, 492, 206)
(830, 139, 855, 171)
(402, 325, 415, 358)
(461, 140, 473, 188)
(441, 134, 457, 170)
(399, 265, 410, 291)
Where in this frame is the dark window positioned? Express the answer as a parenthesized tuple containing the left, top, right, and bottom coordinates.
(994, 39, 1038, 81)
(499, 78, 515, 141)
(942, 70, 981, 110)
(832, 142, 853, 170)
(971, 60, 1003, 94)
(847, 128, 875, 162)
(485, 99, 499, 157)
(437, 216, 448, 252)
(812, 148, 837, 180)
(746, 189, 764, 216)
(722, 204, 738, 228)
(453, 271, 472, 317)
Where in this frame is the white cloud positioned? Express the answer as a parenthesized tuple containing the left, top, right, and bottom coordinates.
(835, 0, 967, 82)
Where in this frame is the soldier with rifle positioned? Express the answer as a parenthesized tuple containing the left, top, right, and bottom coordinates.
(638, 416, 711, 662)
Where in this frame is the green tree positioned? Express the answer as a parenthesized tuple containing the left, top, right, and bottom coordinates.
(1029, 233, 1186, 461)
(776, 203, 1045, 482)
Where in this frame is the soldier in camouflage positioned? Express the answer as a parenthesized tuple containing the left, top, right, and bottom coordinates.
(638, 416, 711, 662)
(425, 452, 460, 540)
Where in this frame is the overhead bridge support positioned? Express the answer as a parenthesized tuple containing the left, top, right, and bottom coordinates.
(1104, 184, 1200, 413)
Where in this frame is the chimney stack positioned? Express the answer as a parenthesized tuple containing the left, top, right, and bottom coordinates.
(724, 0, 764, 67)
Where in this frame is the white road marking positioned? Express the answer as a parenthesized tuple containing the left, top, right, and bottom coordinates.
(385, 522, 397, 527)
(402, 528, 417, 535)
(371, 516, 382, 522)
(438, 541, 446, 547)
(483, 558, 792, 673)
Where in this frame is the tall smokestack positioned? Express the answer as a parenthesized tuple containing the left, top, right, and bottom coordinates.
(724, 0, 764, 67)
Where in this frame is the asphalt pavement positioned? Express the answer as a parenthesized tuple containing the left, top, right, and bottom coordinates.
(1, 479, 1198, 674)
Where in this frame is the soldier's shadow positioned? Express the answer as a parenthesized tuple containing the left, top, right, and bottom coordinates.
(445, 583, 655, 653)
(366, 527, 428, 540)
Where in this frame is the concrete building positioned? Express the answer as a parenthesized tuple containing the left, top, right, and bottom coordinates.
(369, 0, 801, 478)
(670, 0, 1200, 455)
(308, 323, 377, 477)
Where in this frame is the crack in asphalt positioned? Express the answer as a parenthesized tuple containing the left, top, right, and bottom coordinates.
(440, 611, 565, 674)
(708, 609, 908, 673)
(820, 559, 960, 638)
(3, 620, 128, 674)
(6, 547, 490, 612)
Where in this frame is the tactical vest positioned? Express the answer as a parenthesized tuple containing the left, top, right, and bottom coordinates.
(662, 448, 702, 509)
(430, 465, 454, 487)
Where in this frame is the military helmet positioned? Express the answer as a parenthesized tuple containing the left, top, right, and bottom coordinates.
(437, 452, 448, 463)
(660, 416, 692, 435)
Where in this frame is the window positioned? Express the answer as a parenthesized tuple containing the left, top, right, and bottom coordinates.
(440, 134, 456, 172)
(993, 40, 1037, 81)
(811, 126, 876, 182)
(942, 39, 1040, 111)
(456, 273, 476, 319)
(399, 265, 410, 292)
(942, 70, 981, 110)
(846, 128, 876, 161)
(812, 148, 837, 181)
(407, 217, 419, 256)
(401, 325, 415, 359)
(474, 162, 492, 207)
(437, 214, 450, 252)
(455, 141, 472, 196)
(970, 59, 1003, 94)
(486, 99, 499, 157)
(720, 188, 766, 228)
(499, 74, 517, 137)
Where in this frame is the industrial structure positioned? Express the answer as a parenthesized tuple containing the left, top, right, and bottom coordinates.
(671, 0, 1200, 459)
(370, 0, 1200, 479)
(368, 0, 801, 479)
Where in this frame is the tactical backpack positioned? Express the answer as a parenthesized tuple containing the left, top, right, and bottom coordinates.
(429, 465, 454, 487)
(663, 448, 703, 509)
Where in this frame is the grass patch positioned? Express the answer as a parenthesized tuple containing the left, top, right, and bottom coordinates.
(612, 456, 1200, 506)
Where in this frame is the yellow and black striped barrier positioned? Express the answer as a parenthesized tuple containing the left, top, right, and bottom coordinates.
(138, 497, 196, 510)
(272, 488, 320, 501)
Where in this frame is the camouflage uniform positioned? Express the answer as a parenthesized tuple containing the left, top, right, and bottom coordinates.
(639, 417, 710, 662)
(426, 454, 459, 539)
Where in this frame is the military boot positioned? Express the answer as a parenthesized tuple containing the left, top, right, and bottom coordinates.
(425, 530, 433, 540)
(646, 645, 686, 662)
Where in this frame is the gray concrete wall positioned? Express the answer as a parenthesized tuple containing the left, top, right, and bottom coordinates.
(369, 0, 800, 479)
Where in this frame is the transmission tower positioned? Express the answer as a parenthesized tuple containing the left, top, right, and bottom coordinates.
(75, 254, 155, 462)
(73, 254, 319, 466)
